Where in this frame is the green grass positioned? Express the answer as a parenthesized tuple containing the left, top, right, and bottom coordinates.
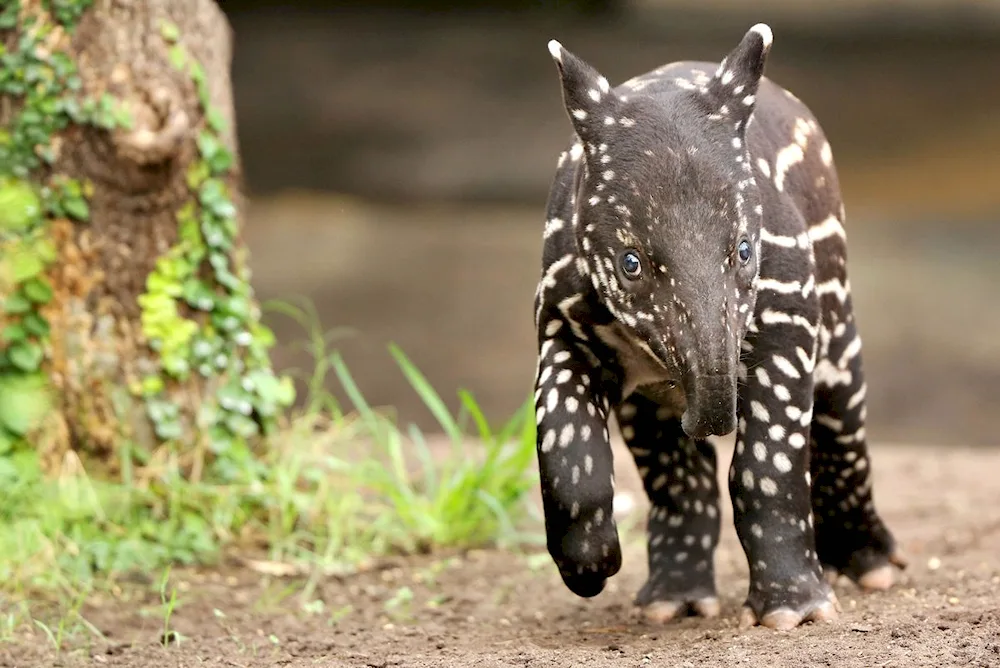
(0, 299, 541, 635)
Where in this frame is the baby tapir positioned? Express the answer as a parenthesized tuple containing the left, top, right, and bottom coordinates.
(532, 24, 906, 630)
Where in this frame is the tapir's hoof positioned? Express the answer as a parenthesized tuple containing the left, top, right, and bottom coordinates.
(858, 564, 896, 591)
(824, 549, 908, 590)
(641, 596, 720, 623)
(740, 590, 841, 630)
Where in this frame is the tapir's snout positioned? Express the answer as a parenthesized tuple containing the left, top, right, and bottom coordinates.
(681, 372, 738, 439)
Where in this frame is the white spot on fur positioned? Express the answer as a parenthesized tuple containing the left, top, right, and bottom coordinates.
(547, 40, 563, 62)
(774, 143, 805, 191)
(820, 141, 833, 166)
(750, 23, 773, 51)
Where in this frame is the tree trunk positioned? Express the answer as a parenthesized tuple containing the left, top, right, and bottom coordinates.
(0, 0, 293, 479)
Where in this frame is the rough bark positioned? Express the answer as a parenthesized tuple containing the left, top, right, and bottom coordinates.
(0, 0, 291, 478)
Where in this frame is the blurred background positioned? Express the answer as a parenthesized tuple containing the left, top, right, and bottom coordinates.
(224, 0, 1000, 447)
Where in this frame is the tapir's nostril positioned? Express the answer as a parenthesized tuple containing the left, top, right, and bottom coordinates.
(681, 408, 736, 439)
(681, 373, 738, 438)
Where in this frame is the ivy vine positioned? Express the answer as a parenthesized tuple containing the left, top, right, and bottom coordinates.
(0, 0, 122, 454)
(135, 22, 294, 481)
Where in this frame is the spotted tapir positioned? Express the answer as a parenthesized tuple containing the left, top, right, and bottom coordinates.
(532, 24, 906, 629)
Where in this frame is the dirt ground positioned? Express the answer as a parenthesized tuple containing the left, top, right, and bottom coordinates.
(2, 439, 999, 668)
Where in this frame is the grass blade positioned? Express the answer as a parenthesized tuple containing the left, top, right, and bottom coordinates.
(457, 390, 493, 444)
(330, 353, 379, 435)
(407, 423, 439, 498)
(388, 343, 462, 443)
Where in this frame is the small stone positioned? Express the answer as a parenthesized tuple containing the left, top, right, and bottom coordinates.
(927, 557, 942, 571)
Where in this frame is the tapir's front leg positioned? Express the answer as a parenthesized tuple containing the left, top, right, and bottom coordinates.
(731, 320, 838, 629)
(534, 332, 621, 597)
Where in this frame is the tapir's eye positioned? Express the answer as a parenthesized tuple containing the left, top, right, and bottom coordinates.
(620, 250, 642, 279)
(737, 239, 752, 265)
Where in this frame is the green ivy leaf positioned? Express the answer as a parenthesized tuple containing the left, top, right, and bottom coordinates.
(63, 194, 89, 221)
(222, 295, 251, 319)
(3, 293, 32, 315)
(0, 179, 41, 232)
(141, 374, 165, 396)
(182, 278, 216, 311)
(153, 418, 184, 441)
(112, 104, 133, 130)
(214, 268, 242, 291)
(159, 20, 181, 43)
(162, 355, 191, 379)
(22, 277, 54, 304)
(251, 324, 277, 350)
(0, 429, 15, 456)
(276, 376, 296, 406)
(198, 179, 236, 219)
(207, 426, 233, 454)
(197, 132, 233, 174)
(32, 236, 58, 263)
(244, 371, 295, 417)
(186, 161, 210, 190)
(224, 413, 259, 438)
(7, 340, 44, 372)
(1, 324, 26, 344)
(0, 373, 51, 436)
(168, 44, 187, 70)
(9, 249, 44, 282)
(145, 271, 183, 298)
(0, 5, 17, 30)
(22, 312, 50, 338)
(206, 109, 227, 134)
(196, 131, 220, 160)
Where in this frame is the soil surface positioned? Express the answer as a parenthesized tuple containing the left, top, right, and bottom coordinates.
(3, 439, 1000, 668)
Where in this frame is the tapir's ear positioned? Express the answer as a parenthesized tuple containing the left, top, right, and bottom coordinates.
(547, 40, 618, 142)
(708, 23, 773, 128)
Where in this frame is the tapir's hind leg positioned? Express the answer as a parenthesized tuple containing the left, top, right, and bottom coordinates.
(810, 316, 905, 590)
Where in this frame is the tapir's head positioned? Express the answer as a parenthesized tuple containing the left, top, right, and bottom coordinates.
(548, 25, 773, 439)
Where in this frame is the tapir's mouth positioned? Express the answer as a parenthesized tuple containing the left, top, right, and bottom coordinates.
(635, 333, 736, 436)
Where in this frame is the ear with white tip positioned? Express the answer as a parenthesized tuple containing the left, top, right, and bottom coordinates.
(547, 40, 618, 142)
(708, 23, 773, 128)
